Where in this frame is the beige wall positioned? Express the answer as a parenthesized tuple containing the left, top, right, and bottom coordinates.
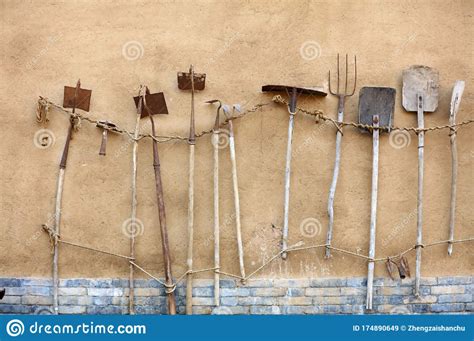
(1, 0, 472, 280)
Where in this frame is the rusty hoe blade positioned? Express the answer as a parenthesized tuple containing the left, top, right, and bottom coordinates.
(326, 54, 357, 258)
(402, 65, 439, 297)
(133, 87, 176, 314)
(96, 120, 117, 156)
(386, 259, 397, 280)
(262, 84, 327, 260)
(358, 86, 396, 310)
(400, 256, 411, 277)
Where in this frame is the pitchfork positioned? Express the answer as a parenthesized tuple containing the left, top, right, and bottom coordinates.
(325, 54, 357, 258)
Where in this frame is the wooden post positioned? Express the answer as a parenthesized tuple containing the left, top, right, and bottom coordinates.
(212, 128, 220, 306)
(366, 115, 379, 310)
(415, 94, 425, 297)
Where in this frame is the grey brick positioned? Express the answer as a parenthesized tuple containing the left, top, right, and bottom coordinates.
(192, 297, 214, 306)
(224, 306, 250, 314)
(22, 278, 52, 287)
(419, 277, 438, 285)
(21, 295, 53, 305)
(282, 306, 306, 314)
(437, 294, 472, 304)
(221, 288, 250, 297)
(273, 279, 309, 288)
(245, 279, 273, 287)
(411, 304, 430, 313)
(373, 278, 398, 287)
(251, 287, 287, 297)
(112, 296, 129, 305)
(26, 286, 52, 296)
(346, 278, 366, 287)
(134, 279, 163, 288)
(135, 305, 167, 314)
(250, 306, 281, 314)
(135, 296, 166, 305)
(304, 306, 321, 314)
(32, 306, 55, 314)
(192, 287, 213, 297)
(437, 277, 471, 285)
(59, 306, 86, 314)
(0, 278, 21, 287)
(322, 305, 342, 314)
(59, 287, 87, 296)
(87, 305, 126, 314)
(219, 279, 236, 288)
(238, 297, 276, 306)
(0, 304, 32, 314)
(466, 303, 474, 312)
(313, 296, 354, 305)
(192, 306, 212, 314)
(3, 287, 26, 295)
(430, 303, 465, 313)
(133, 287, 164, 297)
(92, 296, 114, 306)
(466, 284, 474, 294)
(1, 295, 21, 304)
(305, 288, 340, 296)
(403, 295, 437, 304)
(310, 278, 347, 287)
(88, 288, 123, 297)
(60, 279, 90, 287)
(59, 296, 92, 306)
(339, 287, 365, 296)
(285, 288, 305, 297)
(220, 297, 238, 306)
(376, 286, 412, 296)
(278, 297, 312, 306)
(431, 285, 465, 295)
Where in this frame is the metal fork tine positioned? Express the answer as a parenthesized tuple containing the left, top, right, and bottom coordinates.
(337, 53, 340, 94)
(349, 55, 357, 97)
(344, 54, 348, 95)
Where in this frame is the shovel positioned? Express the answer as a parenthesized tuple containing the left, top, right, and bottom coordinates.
(358, 86, 395, 310)
(51, 80, 91, 314)
(447, 81, 465, 255)
(261, 85, 327, 259)
(133, 88, 176, 315)
(402, 65, 439, 296)
(178, 65, 206, 315)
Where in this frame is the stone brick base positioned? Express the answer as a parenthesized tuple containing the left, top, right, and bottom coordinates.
(0, 276, 472, 314)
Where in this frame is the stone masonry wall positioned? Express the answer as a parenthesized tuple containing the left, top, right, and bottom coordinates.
(0, 277, 472, 315)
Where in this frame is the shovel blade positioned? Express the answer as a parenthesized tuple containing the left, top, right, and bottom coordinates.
(358, 87, 396, 129)
(402, 65, 439, 112)
(133, 92, 168, 118)
(63, 86, 92, 112)
(177, 71, 206, 91)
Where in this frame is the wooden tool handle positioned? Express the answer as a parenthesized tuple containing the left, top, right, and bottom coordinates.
(415, 94, 425, 297)
(99, 130, 108, 156)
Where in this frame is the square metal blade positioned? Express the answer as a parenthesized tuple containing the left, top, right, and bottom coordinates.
(358, 87, 396, 129)
(402, 65, 439, 112)
(177, 71, 206, 90)
(133, 92, 168, 118)
(63, 86, 92, 112)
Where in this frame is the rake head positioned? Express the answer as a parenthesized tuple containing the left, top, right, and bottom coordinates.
(329, 54, 357, 98)
(63, 79, 92, 112)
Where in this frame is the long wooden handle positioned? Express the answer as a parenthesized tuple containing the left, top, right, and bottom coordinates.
(186, 144, 195, 314)
(229, 123, 245, 279)
(366, 116, 379, 311)
(448, 80, 465, 255)
(326, 96, 345, 258)
(52, 168, 65, 315)
(212, 131, 220, 306)
(415, 94, 425, 297)
(282, 113, 295, 260)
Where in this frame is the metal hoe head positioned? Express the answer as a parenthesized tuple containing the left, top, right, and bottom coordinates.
(133, 89, 168, 118)
(63, 80, 92, 112)
(358, 87, 396, 130)
(402, 65, 439, 113)
(329, 53, 357, 97)
(178, 66, 206, 91)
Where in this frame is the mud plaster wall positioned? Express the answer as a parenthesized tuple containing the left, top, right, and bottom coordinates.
(0, 0, 472, 280)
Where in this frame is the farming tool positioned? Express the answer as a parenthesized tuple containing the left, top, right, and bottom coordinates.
(386, 256, 410, 280)
(358, 86, 396, 310)
(222, 104, 246, 280)
(52, 80, 91, 314)
(447, 81, 465, 255)
(178, 65, 206, 315)
(326, 54, 357, 258)
(206, 99, 223, 306)
(96, 120, 117, 156)
(0, 288, 5, 300)
(402, 65, 439, 296)
(133, 87, 176, 314)
(261, 84, 327, 259)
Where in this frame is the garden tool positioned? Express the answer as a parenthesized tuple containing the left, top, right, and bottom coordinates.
(358, 86, 395, 310)
(402, 65, 439, 296)
(133, 87, 176, 315)
(177, 65, 206, 315)
(326, 54, 357, 258)
(447, 81, 465, 255)
(206, 99, 223, 306)
(96, 120, 117, 156)
(51, 80, 91, 314)
(222, 104, 246, 281)
(261, 84, 327, 259)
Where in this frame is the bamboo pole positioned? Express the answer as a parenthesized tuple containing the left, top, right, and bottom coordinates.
(414, 94, 425, 297)
(366, 115, 379, 310)
(448, 80, 465, 255)
(128, 96, 142, 315)
(228, 119, 246, 280)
